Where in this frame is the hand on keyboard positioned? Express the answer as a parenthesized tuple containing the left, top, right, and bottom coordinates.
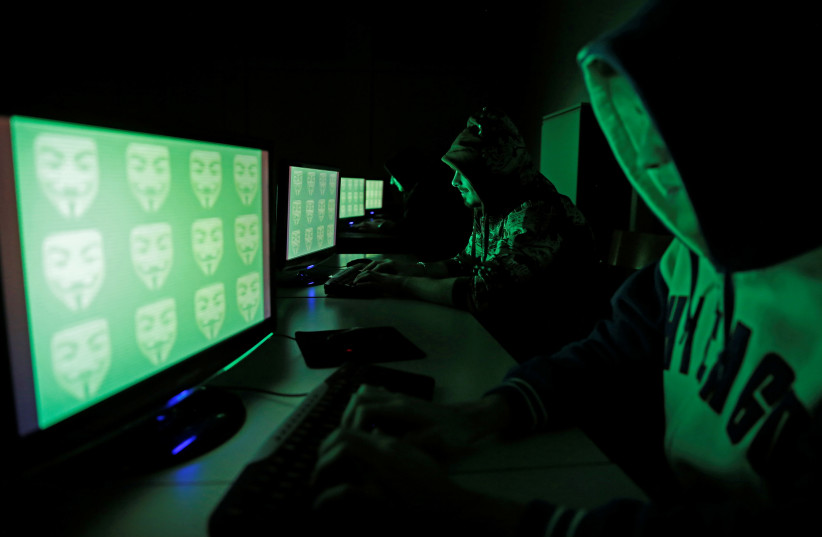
(311, 426, 462, 532)
(338, 384, 485, 461)
(324, 263, 381, 297)
(349, 268, 407, 296)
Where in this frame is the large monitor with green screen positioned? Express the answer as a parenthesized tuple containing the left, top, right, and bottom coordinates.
(0, 115, 275, 476)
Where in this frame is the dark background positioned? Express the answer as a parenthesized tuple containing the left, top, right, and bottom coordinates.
(2, 0, 647, 180)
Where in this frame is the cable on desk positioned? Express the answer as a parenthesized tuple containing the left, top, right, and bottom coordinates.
(223, 386, 310, 398)
(272, 332, 297, 341)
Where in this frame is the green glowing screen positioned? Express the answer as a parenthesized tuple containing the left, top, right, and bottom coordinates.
(9, 116, 266, 430)
(285, 165, 340, 262)
(365, 179, 384, 211)
(339, 177, 365, 219)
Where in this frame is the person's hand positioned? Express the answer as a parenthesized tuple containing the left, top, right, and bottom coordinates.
(351, 269, 406, 296)
(311, 427, 470, 533)
(360, 257, 399, 274)
(339, 385, 506, 461)
(311, 423, 529, 537)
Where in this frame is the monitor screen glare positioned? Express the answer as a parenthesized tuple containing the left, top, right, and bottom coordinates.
(339, 177, 365, 219)
(1, 115, 271, 439)
(285, 165, 339, 262)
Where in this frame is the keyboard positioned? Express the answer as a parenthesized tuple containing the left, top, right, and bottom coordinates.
(208, 362, 435, 536)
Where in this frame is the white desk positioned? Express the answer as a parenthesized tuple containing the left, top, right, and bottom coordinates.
(20, 259, 647, 537)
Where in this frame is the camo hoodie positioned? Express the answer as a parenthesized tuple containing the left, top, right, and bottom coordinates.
(487, 1, 822, 535)
(440, 107, 596, 356)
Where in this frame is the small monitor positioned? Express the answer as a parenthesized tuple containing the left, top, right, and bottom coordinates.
(365, 179, 384, 213)
(275, 163, 340, 286)
(339, 177, 365, 220)
(1, 115, 275, 476)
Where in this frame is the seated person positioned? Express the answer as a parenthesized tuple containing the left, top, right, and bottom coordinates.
(310, 1, 822, 535)
(378, 145, 474, 260)
(353, 107, 599, 360)
(346, 150, 470, 242)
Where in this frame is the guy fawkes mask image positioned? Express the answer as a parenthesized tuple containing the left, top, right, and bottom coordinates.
(43, 229, 104, 311)
(130, 223, 173, 290)
(51, 319, 111, 401)
(126, 142, 171, 212)
(35, 133, 99, 218)
(234, 154, 259, 205)
(192, 217, 223, 276)
(235, 214, 260, 265)
(135, 298, 178, 366)
(194, 282, 226, 340)
(236, 272, 261, 322)
(190, 150, 222, 209)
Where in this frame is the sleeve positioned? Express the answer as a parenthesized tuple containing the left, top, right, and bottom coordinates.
(453, 200, 587, 314)
(487, 264, 822, 537)
(486, 261, 668, 434)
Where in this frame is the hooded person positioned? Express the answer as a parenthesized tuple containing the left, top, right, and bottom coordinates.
(381, 145, 474, 261)
(356, 107, 598, 360)
(311, 1, 822, 536)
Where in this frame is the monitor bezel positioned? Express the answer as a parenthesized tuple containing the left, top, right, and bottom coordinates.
(0, 115, 276, 476)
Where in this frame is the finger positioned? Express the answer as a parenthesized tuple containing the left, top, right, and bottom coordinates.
(362, 260, 381, 272)
(340, 385, 400, 429)
(352, 270, 373, 284)
(312, 432, 361, 493)
(371, 260, 394, 274)
(314, 427, 381, 474)
(345, 397, 437, 434)
(312, 429, 386, 494)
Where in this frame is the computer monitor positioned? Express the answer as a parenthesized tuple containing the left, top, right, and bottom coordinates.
(339, 177, 365, 221)
(274, 163, 340, 286)
(365, 178, 384, 214)
(0, 115, 275, 477)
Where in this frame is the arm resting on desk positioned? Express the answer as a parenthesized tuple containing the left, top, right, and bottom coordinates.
(399, 275, 459, 308)
(341, 385, 513, 459)
(312, 424, 535, 537)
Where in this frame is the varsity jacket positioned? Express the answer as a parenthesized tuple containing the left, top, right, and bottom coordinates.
(487, 1, 822, 535)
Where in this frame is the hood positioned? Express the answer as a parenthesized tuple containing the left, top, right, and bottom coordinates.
(441, 106, 558, 215)
(577, 0, 821, 273)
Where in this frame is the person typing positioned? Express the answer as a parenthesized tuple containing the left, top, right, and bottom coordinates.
(351, 108, 598, 361)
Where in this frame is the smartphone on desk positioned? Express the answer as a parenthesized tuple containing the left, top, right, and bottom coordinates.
(295, 326, 426, 369)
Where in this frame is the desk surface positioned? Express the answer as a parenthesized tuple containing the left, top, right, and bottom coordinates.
(21, 254, 647, 537)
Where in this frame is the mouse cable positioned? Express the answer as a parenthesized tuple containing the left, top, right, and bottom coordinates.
(271, 332, 297, 341)
(221, 385, 310, 398)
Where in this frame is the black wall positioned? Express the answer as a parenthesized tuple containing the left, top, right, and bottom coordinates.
(2, 1, 645, 182)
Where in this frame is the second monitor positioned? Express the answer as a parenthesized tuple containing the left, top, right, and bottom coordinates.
(339, 177, 365, 222)
(276, 163, 341, 286)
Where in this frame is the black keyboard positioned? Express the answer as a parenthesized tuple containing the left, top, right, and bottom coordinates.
(208, 362, 435, 536)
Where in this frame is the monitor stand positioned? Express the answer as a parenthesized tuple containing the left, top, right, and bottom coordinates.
(275, 264, 336, 287)
(118, 385, 247, 474)
(47, 386, 247, 478)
